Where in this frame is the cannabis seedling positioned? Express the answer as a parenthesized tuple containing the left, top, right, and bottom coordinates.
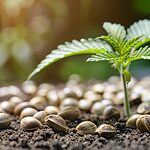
(28, 19, 150, 118)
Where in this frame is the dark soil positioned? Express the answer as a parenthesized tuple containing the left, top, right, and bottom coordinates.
(0, 111, 150, 150)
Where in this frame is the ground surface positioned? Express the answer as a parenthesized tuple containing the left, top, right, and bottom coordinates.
(0, 111, 150, 150)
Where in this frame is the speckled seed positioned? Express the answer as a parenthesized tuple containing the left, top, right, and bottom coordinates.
(137, 102, 150, 114)
(33, 111, 48, 124)
(0, 113, 11, 129)
(136, 115, 150, 132)
(44, 106, 59, 115)
(91, 102, 106, 115)
(9, 96, 23, 108)
(29, 96, 48, 110)
(14, 102, 34, 115)
(58, 106, 81, 121)
(0, 101, 14, 114)
(76, 121, 97, 135)
(78, 99, 92, 112)
(45, 114, 68, 133)
(95, 124, 116, 138)
(103, 106, 120, 119)
(20, 108, 38, 119)
(60, 98, 78, 109)
(126, 114, 141, 128)
(20, 116, 42, 131)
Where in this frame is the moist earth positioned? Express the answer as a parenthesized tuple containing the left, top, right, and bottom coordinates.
(0, 111, 150, 150)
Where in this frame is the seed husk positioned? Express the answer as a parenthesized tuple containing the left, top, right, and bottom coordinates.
(58, 106, 80, 121)
(9, 96, 23, 108)
(20, 116, 42, 131)
(0, 113, 11, 129)
(20, 108, 38, 119)
(76, 121, 97, 135)
(14, 102, 35, 115)
(136, 115, 150, 132)
(137, 102, 150, 114)
(33, 111, 48, 124)
(126, 114, 141, 128)
(95, 124, 116, 138)
(45, 114, 68, 133)
(103, 105, 120, 120)
(44, 106, 59, 115)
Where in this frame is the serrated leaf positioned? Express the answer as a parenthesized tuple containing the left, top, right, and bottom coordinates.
(127, 19, 150, 40)
(103, 22, 126, 42)
(28, 38, 110, 79)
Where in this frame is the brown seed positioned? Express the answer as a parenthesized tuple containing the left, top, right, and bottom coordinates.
(9, 96, 23, 108)
(0, 113, 11, 129)
(95, 124, 116, 138)
(103, 106, 120, 119)
(30, 96, 48, 110)
(136, 115, 150, 132)
(45, 114, 68, 133)
(44, 106, 59, 115)
(58, 106, 80, 121)
(137, 102, 150, 114)
(0, 101, 14, 114)
(20, 116, 42, 131)
(91, 102, 106, 115)
(14, 102, 35, 115)
(78, 99, 92, 112)
(20, 108, 38, 119)
(33, 111, 48, 124)
(76, 121, 97, 135)
(126, 114, 141, 128)
(60, 97, 78, 109)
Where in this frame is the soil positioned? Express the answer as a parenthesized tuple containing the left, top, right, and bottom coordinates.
(0, 110, 150, 150)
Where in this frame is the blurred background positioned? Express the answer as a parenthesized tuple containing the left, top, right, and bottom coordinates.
(0, 0, 149, 83)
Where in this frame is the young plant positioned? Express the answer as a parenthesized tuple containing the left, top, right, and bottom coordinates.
(28, 19, 150, 118)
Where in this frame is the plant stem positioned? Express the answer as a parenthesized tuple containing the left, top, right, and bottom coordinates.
(121, 72, 131, 118)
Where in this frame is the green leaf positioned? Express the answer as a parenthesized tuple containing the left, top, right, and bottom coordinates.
(127, 19, 150, 40)
(129, 46, 150, 62)
(103, 22, 126, 42)
(98, 36, 122, 53)
(28, 38, 111, 79)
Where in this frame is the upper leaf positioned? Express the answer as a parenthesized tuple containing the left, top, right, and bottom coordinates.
(28, 38, 111, 79)
(103, 22, 126, 42)
(126, 19, 150, 40)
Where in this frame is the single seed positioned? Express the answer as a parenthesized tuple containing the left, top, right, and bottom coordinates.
(45, 114, 68, 133)
(14, 102, 35, 115)
(20, 108, 38, 119)
(103, 106, 120, 119)
(63, 87, 78, 98)
(137, 102, 150, 114)
(91, 102, 106, 115)
(33, 111, 48, 124)
(44, 106, 59, 115)
(0, 101, 14, 114)
(95, 124, 116, 138)
(78, 99, 92, 112)
(136, 115, 150, 132)
(58, 106, 81, 121)
(76, 121, 97, 135)
(60, 97, 78, 109)
(9, 96, 23, 108)
(20, 116, 42, 131)
(0, 113, 11, 129)
(92, 83, 104, 94)
(126, 114, 141, 128)
(30, 96, 48, 110)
